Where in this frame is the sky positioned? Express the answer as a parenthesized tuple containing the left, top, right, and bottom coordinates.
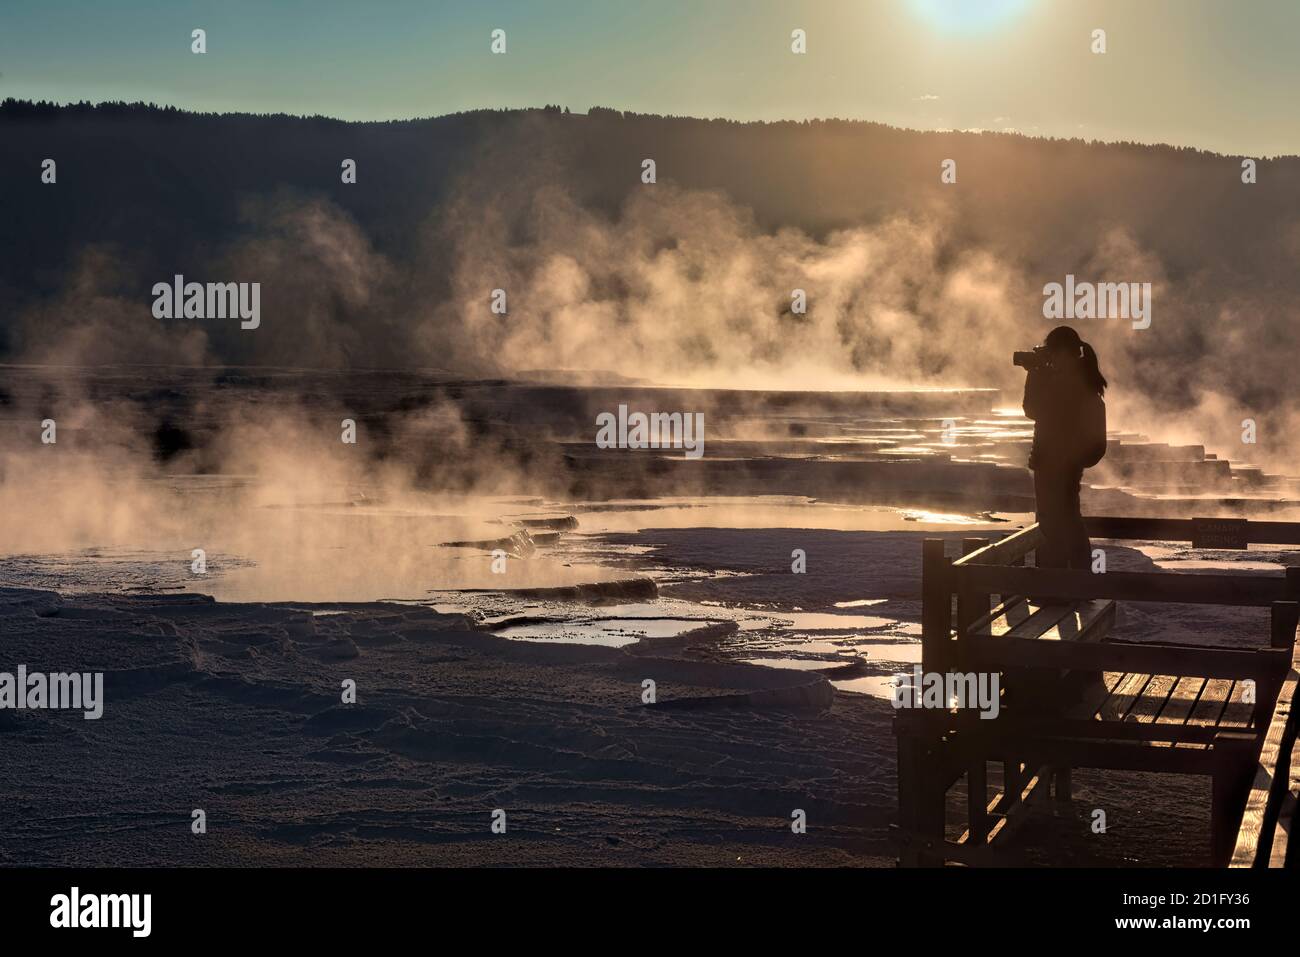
(1, 0, 1298, 157)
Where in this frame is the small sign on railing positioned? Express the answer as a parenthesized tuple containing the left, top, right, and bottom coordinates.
(1191, 517, 1250, 550)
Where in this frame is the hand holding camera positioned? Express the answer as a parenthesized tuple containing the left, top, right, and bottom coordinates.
(1013, 346, 1050, 371)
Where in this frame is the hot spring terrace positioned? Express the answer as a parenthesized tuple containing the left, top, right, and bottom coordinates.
(2, 366, 1293, 517)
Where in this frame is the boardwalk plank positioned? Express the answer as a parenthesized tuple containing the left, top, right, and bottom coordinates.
(1219, 680, 1256, 729)
(1125, 674, 1179, 724)
(1268, 732, 1298, 867)
(1187, 678, 1234, 727)
(1230, 643, 1298, 868)
(1096, 672, 1152, 722)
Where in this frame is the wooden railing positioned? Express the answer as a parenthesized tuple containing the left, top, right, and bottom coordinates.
(922, 517, 1300, 673)
(899, 514, 1300, 867)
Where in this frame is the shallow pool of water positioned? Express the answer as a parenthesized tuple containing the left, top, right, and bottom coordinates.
(496, 617, 711, 647)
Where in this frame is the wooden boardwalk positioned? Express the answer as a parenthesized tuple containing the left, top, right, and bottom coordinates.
(894, 516, 1300, 867)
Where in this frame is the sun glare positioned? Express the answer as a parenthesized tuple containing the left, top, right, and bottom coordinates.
(907, 0, 1032, 34)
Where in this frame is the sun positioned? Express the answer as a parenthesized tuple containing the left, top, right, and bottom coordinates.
(907, 0, 1032, 34)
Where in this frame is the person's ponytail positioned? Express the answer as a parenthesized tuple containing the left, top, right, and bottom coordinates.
(1080, 341, 1107, 396)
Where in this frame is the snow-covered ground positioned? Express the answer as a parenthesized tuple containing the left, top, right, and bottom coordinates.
(1, 490, 1289, 866)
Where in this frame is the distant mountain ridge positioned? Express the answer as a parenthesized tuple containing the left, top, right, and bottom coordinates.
(3, 98, 1297, 311)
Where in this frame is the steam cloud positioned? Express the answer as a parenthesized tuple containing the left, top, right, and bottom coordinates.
(4, 145, 1299, 477)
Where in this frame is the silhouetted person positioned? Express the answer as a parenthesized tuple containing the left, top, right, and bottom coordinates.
(1021, 325, 1108, 569)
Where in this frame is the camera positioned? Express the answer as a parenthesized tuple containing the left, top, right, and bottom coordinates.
(1013, 346, 1047, 370)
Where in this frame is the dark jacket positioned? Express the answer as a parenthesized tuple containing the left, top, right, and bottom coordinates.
(1023, 362, 1107, 471)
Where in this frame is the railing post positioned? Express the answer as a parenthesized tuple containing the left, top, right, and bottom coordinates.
(1000, 758, 1025, 815)
(914, 538, 954, 865)
(1258, 601, 1300, 727)
(1052, 768, 1073, 801)
(968, 759, 989, 844)
(1210, 732, 1257, 867)
(958, 537, 991, 637)
(1270, 601, 1299, 650)
(922, 538, 952, 674)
